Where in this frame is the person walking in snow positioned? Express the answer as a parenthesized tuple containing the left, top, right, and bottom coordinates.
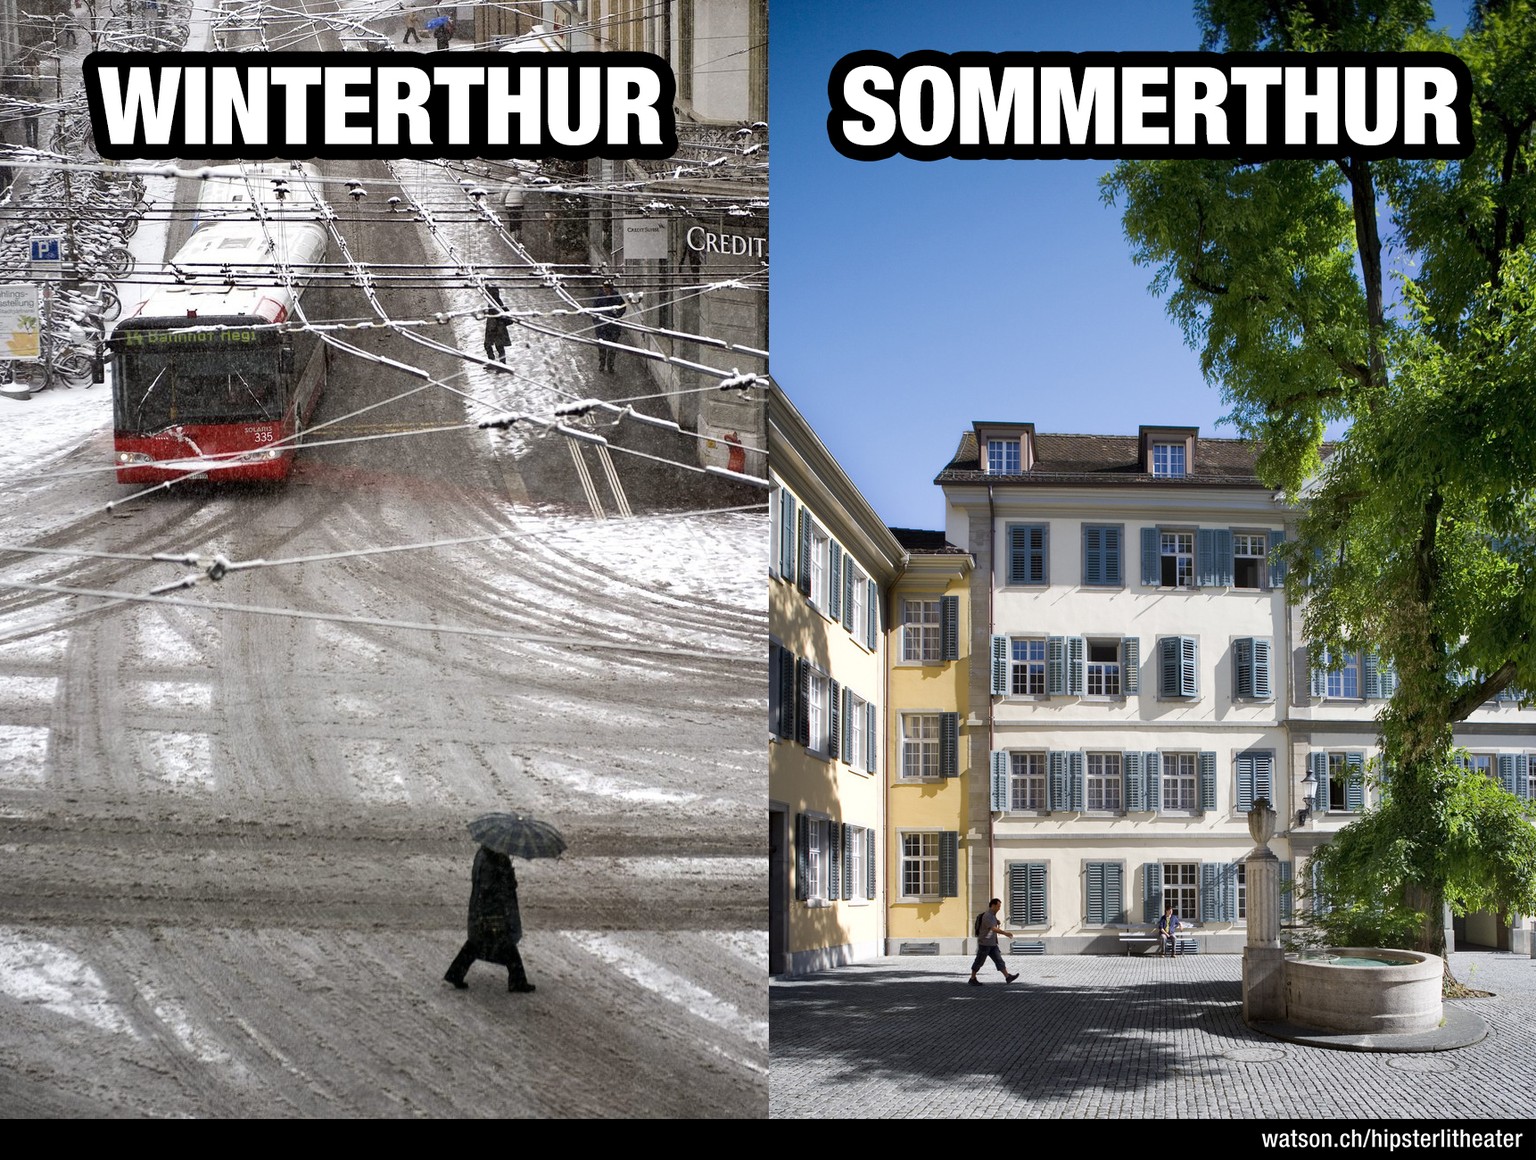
(483, 287, 510, 363)
(402, 7, 421, 43)
(592, 279, 625, 373)
(444, 846, 535, 992)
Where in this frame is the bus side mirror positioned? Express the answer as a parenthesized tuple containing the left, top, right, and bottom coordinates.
(92, 356, 105, 384)
(279, 343, 295, 373)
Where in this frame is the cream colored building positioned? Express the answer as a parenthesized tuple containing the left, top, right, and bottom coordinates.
(768, 389, 903, 976)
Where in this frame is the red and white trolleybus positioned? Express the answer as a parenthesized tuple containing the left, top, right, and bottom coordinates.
(111, 175, 332, 485)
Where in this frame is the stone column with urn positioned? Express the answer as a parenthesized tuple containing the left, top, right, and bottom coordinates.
(1242, 798, 1286, 1023)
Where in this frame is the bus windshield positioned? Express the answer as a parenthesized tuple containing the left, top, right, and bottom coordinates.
(117, 343, 280, 430)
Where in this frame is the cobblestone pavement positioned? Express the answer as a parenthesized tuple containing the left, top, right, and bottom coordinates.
(770, 951, 1536, 1119)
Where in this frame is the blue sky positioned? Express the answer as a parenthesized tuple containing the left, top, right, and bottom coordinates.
(770, 2, 1244, 531)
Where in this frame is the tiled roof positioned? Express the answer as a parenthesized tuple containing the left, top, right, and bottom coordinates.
(889, 527, 966, 554)
(938, 431, 1269, 486)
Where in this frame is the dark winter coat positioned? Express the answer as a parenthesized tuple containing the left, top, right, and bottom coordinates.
(465, 847, 523, 963)
(484, 313, 511, 348)
(593, 290, 625, 341)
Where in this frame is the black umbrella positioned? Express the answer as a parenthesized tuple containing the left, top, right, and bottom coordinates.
(467, 812, 567, 860)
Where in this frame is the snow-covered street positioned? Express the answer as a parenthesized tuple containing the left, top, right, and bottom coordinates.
(0, 0, 768, 1119)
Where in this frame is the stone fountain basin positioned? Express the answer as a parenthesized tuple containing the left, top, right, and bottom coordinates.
(1285, 947, 1443, 1034)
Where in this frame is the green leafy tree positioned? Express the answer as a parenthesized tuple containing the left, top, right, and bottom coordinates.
(1103, 0, 1536, 955)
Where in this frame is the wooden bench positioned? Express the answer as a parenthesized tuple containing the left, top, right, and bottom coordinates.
(1118, 933, 1159, 956)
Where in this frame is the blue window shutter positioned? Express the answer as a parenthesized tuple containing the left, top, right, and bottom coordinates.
(1048, 751, 1066, 811)
(866, 828, 876, 899)
(1008, 863, 1030, 926)
(1234, 638, 1254, 699)
(1009, 524, 1048, 585)
(991, 751, 1009, 811)
(1380, 658, 1398, 696)
(1159, 637, 1179, 697)
(1516, 754, 1530, 800)
(1067, 636, 1085, 696)
(768, 644, 782, 738)
(779, 490, 796, 579)
(828, 542, 842, 620)
(1214, 528, 1233, 586)
(1028, 863, 1047, 925)
(939, 832, 959, 898)
(1143, 862, 1163, 923)
(1141, 526, 1160, 586)
(866, 580, 878, 650)
(1252, 638, 1272, 700)
(1047, 636, 1066, 696)
(1084, 525, 1103, 585)
(794, 814, 809, 901)
(1103, 525, 1122, 585)
(1123, 637, 1140, 693)
(795, 659, 810, 747)
(1180, 637, 1198, 697)
(1086, 863, 1105, 925)
(941, 595, 959, 661)
(1236, 752, 1254, 813)
(1363, 650, 1382, 699)
(1197, 528, 1217, 586)
(1199, 751, 1217, 812)
(939, 712, 960, 777)
(1497, 753, 1517, 795)
(1280, 861, 1294, 921)
(1309, 751, 1329, 812)
(1069, 751, 1086, 812)
(841, 686, 853, 763)
(1124, 752, 1145, 811)
(1254, 750, 1274, 804)
(1346, 752, 1365, 810)
(777, 646, 796, 741)
(827, 822, 841, 901)
(1269, 529, 1287, 587)
(990, 635, 1009, 695)
(842, 824, 854, 900)
(797, 510, 811, 596)
(842, 560, 855, 632)
(1226, 863, 1240, 922)
(1309, 648, 1328, 699)
(827, 679, 840, 759)
(1200, 863, 1219, 922)
(1104, 862, 1124, 924)
(865, 701, 876, 773)
(1145, 751, 1162, 810)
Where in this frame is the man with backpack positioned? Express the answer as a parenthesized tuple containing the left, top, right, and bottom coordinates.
(969, 897, 1020, 986)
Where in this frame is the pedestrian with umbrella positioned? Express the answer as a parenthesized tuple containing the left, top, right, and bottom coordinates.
(429, 12, 453, 50)
(444, 812, 565, 993)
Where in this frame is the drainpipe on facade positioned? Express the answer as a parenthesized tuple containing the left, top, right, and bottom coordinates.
(881, 578, 891, 957)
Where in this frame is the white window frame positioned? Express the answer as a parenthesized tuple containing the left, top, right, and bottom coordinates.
(1163, 861, 1198, 922)
(1232, 531, 1268, 589)
(1236, 863, 1247, 922)
(901, 598, 942, 664)
(1086, 752, 1122, 813)
(808, 523, 830, 611)
(805, 815, 828, 903)
(1326, 652, 1361, 699)
(846, 691, 868, 769)
(899, 830, 942, 900)
(1010, 751, 1048, 812)
(1085, 639, 1122, 698)
(846, 824, 867, 904)
(806, 667, 829, 757)
(1010, 636, 1047, 696)
(1162, 752, 1198, 813)
(900, 713, 941, 781)
(1152, 441, 1187, 478)
(987, 437, 1021, 475)
(1160, 530, 1195, 588)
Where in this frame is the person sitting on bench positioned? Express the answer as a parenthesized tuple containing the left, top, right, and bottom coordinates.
(1156, 903, 1183, 956)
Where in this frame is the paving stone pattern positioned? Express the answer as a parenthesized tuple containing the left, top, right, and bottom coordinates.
(769, 951, 1536, 1119)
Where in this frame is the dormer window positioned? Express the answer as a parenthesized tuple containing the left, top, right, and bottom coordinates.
(1151, 442, 1186, 478)
(987, 437, 1021, 475)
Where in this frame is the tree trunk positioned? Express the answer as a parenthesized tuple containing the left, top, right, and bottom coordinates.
(1404, 880, 1446, 957)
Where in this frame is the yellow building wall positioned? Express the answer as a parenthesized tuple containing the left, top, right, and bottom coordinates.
(886, 567, 973, 943)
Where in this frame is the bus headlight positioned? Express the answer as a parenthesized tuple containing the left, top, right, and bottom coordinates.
(117, 452, 155, 465)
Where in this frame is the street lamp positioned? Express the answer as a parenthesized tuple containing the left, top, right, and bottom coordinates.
(1297, 767, 1317, 827)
